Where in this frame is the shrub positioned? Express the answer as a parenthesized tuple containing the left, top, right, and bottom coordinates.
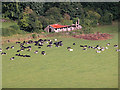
(32, 34, 37, 39)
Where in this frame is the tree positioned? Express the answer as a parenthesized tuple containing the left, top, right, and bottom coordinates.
(18, 7, 42, 32)
(99, 10, 113, 25)
(19, 2, 44, 16)
(45, 7, 62, 23)
(2, 2, 20, 20)
(60, 13, 73, 25)
(63, 13, 70, 20)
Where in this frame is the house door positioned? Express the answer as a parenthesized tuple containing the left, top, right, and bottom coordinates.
(49, 28, 51, 32)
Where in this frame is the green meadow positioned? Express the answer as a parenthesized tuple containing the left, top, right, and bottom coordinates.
(2, 23, 118, 88)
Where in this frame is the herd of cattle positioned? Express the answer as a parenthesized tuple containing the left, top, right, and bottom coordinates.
(0, 38, 119, 60)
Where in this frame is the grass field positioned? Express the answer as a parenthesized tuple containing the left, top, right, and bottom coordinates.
(2, 21, 17, 28)
(2, 23, 119, 88)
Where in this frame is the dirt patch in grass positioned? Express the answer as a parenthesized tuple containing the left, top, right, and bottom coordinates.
(73, 32, 113, 40)
(1, 33, 46, 44)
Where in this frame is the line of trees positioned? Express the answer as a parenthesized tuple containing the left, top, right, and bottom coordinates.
(2, 2, 119, 33)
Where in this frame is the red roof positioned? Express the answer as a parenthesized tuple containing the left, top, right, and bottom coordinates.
(50, 24, 68, 29)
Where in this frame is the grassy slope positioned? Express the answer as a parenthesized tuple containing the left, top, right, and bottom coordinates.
(2, 23, 118, 88)
(2, 21, 17, 28)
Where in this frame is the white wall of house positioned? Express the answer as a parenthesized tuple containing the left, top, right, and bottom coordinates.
(54, 29, 58, 32)
(53, 25, 82, 33)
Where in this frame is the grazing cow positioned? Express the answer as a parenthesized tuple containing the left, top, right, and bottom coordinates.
(83, 48, 87, 50)
(20, 43, 24, 46)
(114, 45, 118, 47)
(80, 45, 83, 47)
(16, 41, 21, 44)
(11, 46, 14, 49)
(97, 47, 101, 50)
(28, 40, 33, 44)
(34, 41, 38, 43)
(48, 39, 51, 41)
(27, 48, 31, 51)
(38, 39, 43, 42)
(41, 51, 46, 55)
(20, 49, 24, 51)
(18, 54, 23, 57)
(47, 45, 52, 48)
(15, 54, 19, 56)
(0, 48, 2, 52)
(68, 48, 73, 51)
(38, 47, 41, 49)
(24, 55, 31, 57)
(94, 47, 97, 50)
(54, 42, 58, 45)
(116, 49, 120, 52)
(46, 41, 49, 44)
(105, 47, 108, 49)
(59, 43, 63, 46)
(54, 39, 57, 41)
(23, 41, 26, 44)
(73, 43, 75, 45)
(17, 50, 21, 52)
(10, 57, 15, 60)
(100, 48, 105, 51)
(49, 41, 53, 45)
(88, 46, 91, 48)
(55, 45, 59, 47)
(83, 45, 87, 48)
(34, 50, 38, 54)
(67, 47, 71, 49)
(16, 53, 20, 56)
(107, 43, 110, 46)
(44, 39, 47, 41)
(96, 50, 101, 53)
(96, 45, 99, 47)
(59, 41, 63, 43)
(27, 46, 31, 48)
(1, 52, 7, 55)
(35, 43, 38, 46)
(94, 45, 99, 49)
(39, 44, 43, 46)
(6, 47, 10, 50)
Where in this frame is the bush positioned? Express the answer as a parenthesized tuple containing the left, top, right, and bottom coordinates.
(32, 34, 37, 38)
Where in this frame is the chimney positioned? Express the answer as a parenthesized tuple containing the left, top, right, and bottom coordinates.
(78, 19, 79, 25)
(76, 21, 77, 27)
(76, 19, 79, 27)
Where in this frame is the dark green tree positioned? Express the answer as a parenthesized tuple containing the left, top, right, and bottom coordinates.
(45, 7, 62, 23)
(18, 7, 42, 32)
(2, 2, 20, 20)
